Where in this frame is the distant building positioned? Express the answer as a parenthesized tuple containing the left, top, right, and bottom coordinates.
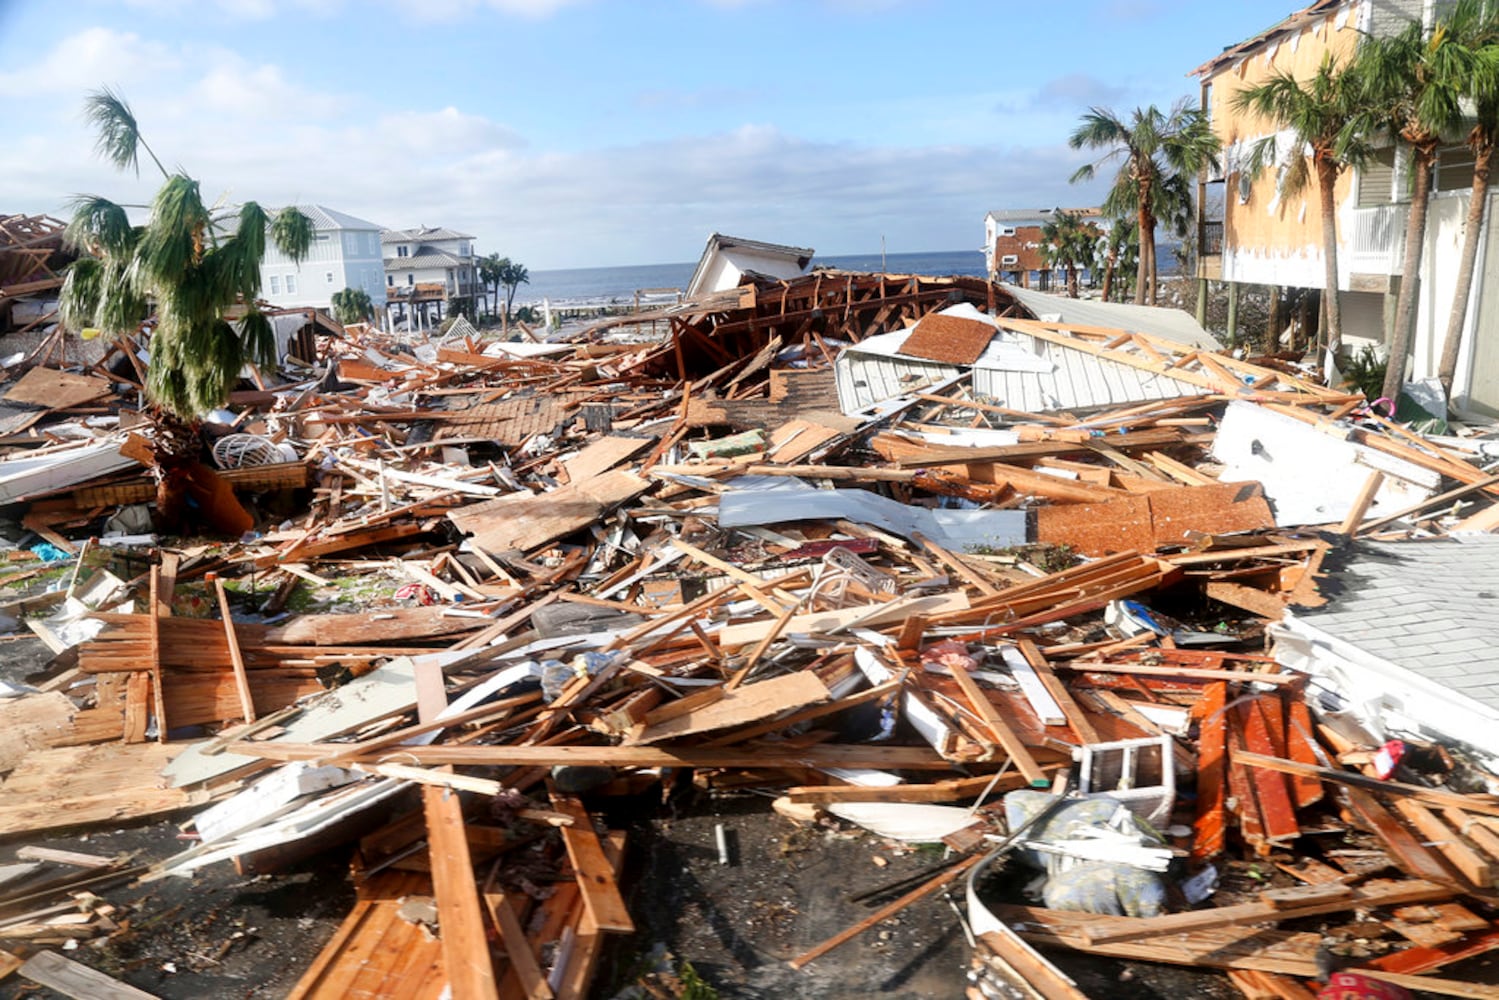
(983, 208, 1107, 289)
(686, 233, 815, 298)
(258, 205, 387, 313)
(382, 226, 478, 329)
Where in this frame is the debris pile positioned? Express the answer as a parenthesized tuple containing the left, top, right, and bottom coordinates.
(2, 269, 1499, 998)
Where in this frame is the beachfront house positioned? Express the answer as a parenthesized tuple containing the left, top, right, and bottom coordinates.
(685, 234, 815, 298)
(983, 208, 1106, 290)
(258, 205, 387, 314)
(1193, 0, 1499, 416)
(382, 225, 479, 331)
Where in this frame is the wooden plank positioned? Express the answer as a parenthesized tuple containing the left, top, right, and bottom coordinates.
(213, 578, 257, 723)
(1283, 699, 1324, 809)
(1234, 750, 1499, 819)
(1076, 879, 1451, 946)
(1393, 799, 1491, 887)
(18, 950, 159, 999)
(977, 929, 1089, 1000)
(229, 741, 956, 771)
(1239, 699, 1299, 844)
(638, 671, 830, 743)
(483, 889, 553, 1000)
(943, 659, 1049, 786)
(1338, 470, 1386, 536)
(421, 785, 499, 999)
(148, 567, 166, 743)
(549, 791, 634, 933)
(1192, 681, 1229, 863)
(1017, 638, 1099, 744)
(1341, 785, 1457, 884)
(786, 770, 1043, 804)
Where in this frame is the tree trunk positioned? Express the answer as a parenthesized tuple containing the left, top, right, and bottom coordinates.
(1382, 142, 1436, 403)
(1067, 265, 1079, 298)
(1436, 139, 1493, 400)
(1136, 178, 1153, 306)
(147, 407, 200, 532)
(1316, 157, 1343, 354)
(1265, 285, 1282, 355)
(1101, 247, 1117, 302)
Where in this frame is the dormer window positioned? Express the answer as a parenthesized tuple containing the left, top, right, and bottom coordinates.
(397, 245, 409, 258)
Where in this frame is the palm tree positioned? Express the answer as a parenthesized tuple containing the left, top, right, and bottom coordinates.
(59, 88, 311, 523)
(1233, 54, 1366, 353)
(1069, 103, 1221, 306)
(477, 252, 506, 320)
(331, 286, 375, 326)
(497, 258, 530, 321)
(1355, 13, 1482, 401)
(1039, 211, 1100, 297)
(1437, 0, 1499, 398)
(1094, 219, 1138, 303)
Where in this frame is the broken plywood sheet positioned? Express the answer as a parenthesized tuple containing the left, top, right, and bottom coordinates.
(1034, 482, 1275, 557)
(637, 671, 831, 743)
(716, 591, 970, 648)
(1212, 401, 1439, 526)
(563, 434, 655, 484)
(448, 468, 650, 555)
(0, 691, 79, 774)
(286, 870, 445, 1000)
(3, 367, 113, 410)
(898, 312, 997, 365)
(765, 419, 846, 464)
(0, 742, 200, 836)
(163, 656, 419, 788)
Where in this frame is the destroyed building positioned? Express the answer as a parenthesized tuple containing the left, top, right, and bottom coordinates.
(0, 259, 1498, 1000)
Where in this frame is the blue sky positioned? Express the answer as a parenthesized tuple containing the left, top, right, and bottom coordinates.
(0, 0, 1298, 269)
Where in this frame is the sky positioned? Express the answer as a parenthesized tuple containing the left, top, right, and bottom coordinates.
(0, 0, 1301, 270)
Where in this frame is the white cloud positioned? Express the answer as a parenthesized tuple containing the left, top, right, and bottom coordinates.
(0, 27, 177, 98)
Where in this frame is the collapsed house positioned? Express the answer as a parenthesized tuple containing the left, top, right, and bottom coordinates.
(1, 267, 1498, 999)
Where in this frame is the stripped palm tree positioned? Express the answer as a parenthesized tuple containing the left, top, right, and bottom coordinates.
(332, 286, 375, 327)
(1437, 0, 1499, 399)
(1069, 103, 1220, 306)
(1233, 53, 1367, 354)
(59, 88, 311, 524)
(1353, 14, 1483, 402)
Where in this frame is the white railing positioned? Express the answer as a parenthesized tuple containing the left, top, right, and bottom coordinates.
(1349, 204, 1408, 275)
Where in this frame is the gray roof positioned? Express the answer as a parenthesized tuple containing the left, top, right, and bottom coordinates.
(383, 226, 474, 243)
(986, 207, 1102, 224)
(295, 205, 385, 232)
(385, 248, 468, 271)
(1301, 536, 1499, 711)
(1000, 283, 1222, 350)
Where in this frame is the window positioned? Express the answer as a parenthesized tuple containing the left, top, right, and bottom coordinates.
(387, 274, 394, 286)
(285, 273, 297, 294)
(407, 274, 414, 285)
(397, 245, 409, 258)
(1000, 226, 1016, 237)
(1000, 254, 1019, 266)
(315, 233, 330, 242)
(270, 275, 281, 295)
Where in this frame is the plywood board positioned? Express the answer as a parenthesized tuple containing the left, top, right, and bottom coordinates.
(0, 743, 196, 836)
(286, 871, 445, 1000)
(3, 368, 112, 410)
(637, 671, 831, 743)
(563, 435, 654, 484)
(0, 691, 78, 774)
(448, 469, 650, 554)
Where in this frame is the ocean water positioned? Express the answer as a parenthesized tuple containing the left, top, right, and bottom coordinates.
(517, 249, 989, 310)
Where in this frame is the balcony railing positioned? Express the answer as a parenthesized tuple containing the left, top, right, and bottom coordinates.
(1350, 204, 1408, 275)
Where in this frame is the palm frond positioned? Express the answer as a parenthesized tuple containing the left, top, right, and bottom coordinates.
(238, 307, 277, 370)
(270, 207, 313, 265)
(63, 195, 135, 256)
(83, 87, 166, 178)
(138, 174, 210, 292)
(58, 257, 104, 332)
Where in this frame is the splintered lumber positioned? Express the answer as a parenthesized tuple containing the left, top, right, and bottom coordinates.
(1077, 879, 1452, 946)
(1017, 639, 1098, 744)
(230, 740, 958, 771)
(213, 578, 257, 723)
(788, 852, 981, 970)
(1354, 971, 1499, 1000)
(1238, 699, 1299, 845)
(0, 691, 78, 774)
(976, 929, 1089, 1000)
(714, 591, 971, 648)
(637, 671, 830, 743)
(422, 785, 499, 999)
(17, 950, 159, 1000)
(1192, 682, 1229, 863)
(0, 743, 201, 836)
(483, 889, 553, 1000)
(549, 791, 634, 933)
(286, 871, 445, 999)
(1234, 751, 1499, 819)
(551, 830, 627, 1000)
(448, 469, 649, 554)
(943, 661, 1048, 786)
(785, 770, 1044, 804)
(1391, 799, 1492, 888)
(1340, 785, 1457, 885)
